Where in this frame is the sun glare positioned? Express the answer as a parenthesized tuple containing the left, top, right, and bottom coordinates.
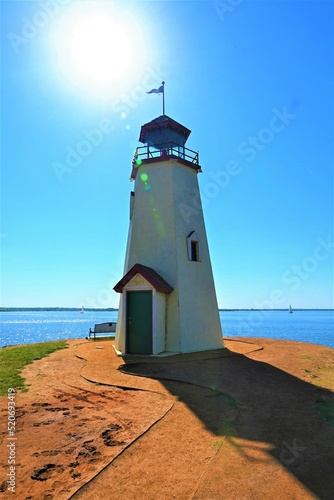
(70, 16, 131, 83)
(53, 3, 148, 98)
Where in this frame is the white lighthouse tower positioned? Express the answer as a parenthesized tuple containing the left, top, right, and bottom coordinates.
(114, 114, 223, 356)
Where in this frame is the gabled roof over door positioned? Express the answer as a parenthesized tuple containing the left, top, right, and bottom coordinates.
(114, 263, 174, 294)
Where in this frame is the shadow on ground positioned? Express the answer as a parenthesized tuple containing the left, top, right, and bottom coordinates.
(120, 349, 334, 499)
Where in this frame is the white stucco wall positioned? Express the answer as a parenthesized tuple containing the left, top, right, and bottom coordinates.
(172, 163, 223, 351)
(155, 292, 167, 354)
(117, 158, 223, 355)
(114, 295, 123, 352)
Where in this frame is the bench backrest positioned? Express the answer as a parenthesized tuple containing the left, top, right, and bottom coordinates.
(94, 322, 116, 333)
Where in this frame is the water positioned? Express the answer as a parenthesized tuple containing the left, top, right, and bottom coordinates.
(0, 310, 118, 348)
(0, 310, 333, 349)
(220, 310, 334, 348)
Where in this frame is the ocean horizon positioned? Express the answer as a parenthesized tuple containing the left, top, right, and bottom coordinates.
(1, 307, 333, 311)
(0, 309, 333, 349)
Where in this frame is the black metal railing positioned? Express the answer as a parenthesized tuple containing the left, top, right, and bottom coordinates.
(133, 144, 199, 166)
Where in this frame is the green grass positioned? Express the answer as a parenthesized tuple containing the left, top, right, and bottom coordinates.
(213, 440, 223, 450)
(0, 341, 68, 396)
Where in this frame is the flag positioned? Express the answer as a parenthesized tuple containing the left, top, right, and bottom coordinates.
(146, 85, 164, 94)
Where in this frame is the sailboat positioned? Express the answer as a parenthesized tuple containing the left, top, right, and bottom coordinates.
(288, 304, 293, 314)
(80, 306, 85, 314)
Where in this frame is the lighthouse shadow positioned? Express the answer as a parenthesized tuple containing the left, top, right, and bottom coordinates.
(120, 350, 334, 499)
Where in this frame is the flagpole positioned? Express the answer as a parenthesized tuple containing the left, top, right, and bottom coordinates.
(162, 81, 165, 115)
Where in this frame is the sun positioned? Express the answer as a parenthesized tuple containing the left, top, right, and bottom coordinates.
(69, 15, 131, 84)
(53, 3, 148, 98)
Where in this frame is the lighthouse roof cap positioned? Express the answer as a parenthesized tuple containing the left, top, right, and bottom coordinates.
(113, 263, 174, 294)
(139, 114, 191, 144)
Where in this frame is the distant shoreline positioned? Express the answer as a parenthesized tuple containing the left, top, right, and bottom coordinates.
(0, 307, 118, 312)
(0, 307, 333, 313)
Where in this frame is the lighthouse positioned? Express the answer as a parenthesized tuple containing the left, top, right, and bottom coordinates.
(114, 113, 223, 356)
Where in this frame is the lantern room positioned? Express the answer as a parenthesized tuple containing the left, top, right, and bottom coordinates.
(131, 114, 201, 180)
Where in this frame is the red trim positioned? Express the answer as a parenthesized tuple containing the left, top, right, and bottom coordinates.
(114, 264, 174, 294)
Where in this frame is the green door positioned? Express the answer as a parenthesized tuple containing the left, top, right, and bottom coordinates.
(126, 291, 153, 354)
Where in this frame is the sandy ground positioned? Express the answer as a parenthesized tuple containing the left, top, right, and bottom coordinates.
(0, 337, 333, 500)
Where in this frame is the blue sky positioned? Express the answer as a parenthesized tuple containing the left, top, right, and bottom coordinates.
(1, 0, 333, 309)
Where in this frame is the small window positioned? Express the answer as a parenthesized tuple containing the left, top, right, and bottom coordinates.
(190, 240, 199, 261)
(130, 191, 135, 220)
(187, 231, 201, 262)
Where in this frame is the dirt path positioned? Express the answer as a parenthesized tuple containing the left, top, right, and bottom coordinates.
(0, 338, 333, 499)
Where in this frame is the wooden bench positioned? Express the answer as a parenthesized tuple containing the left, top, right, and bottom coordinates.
(88, 322, 116, 340)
